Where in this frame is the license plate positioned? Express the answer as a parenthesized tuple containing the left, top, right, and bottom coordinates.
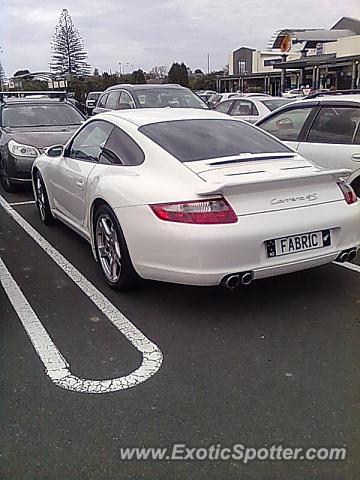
(266, 229, 331, 257)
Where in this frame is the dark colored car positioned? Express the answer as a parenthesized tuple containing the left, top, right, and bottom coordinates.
(0, 94, 85, 192)
(85, 91, 102, 115)
(92, 84, 209, 115)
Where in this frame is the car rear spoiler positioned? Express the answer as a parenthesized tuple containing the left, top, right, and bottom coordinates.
(196, 168, 352, 196)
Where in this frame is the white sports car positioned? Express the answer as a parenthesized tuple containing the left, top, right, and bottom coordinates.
(32, 109, 360, 289)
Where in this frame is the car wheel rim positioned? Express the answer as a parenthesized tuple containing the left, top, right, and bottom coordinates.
(36, 177, 46, 221)
(96, 214, 122, 283)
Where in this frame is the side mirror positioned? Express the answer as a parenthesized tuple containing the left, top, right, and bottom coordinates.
(46, 145, 64, 157)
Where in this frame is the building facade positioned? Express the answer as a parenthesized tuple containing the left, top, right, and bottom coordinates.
(218, 17, 360, 94)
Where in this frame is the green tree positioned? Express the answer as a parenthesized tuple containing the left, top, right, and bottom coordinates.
(51, 9, 90, 77)
(132, 69, 147, 84)
(168, 63, 181, 84)
(179, 62, 189, 87)
(168, 62, 189, 87)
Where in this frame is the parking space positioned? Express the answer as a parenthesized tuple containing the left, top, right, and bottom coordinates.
(1, 186, 360, 479)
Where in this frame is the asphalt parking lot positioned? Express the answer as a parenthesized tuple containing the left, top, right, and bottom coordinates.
(0, 186, 359, 480)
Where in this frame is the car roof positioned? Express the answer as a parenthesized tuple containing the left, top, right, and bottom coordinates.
(99, 107, 229, 127)
(2, 98, 76, 106)
(105, 83, 185, 92)
(286, 95, 360, 107)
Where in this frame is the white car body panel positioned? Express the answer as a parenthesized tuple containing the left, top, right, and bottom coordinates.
(257, 95, 360, 188)
(33, 108, 360, 287)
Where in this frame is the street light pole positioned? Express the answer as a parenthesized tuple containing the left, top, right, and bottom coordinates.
(118, 62, 122, 75)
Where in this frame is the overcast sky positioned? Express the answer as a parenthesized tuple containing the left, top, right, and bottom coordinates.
(0, 0, 359, 77)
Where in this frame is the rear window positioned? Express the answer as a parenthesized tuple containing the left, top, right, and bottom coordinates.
(139, 119, 290, 162)
(2, 103, 84, 127)
(135, 88, 208, 109)
(259, 99, 293, 111)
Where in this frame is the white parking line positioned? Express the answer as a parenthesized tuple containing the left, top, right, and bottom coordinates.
(334, 261, 360, 274)
(9, 200, 36, 206)
(0, 193, 163, 394)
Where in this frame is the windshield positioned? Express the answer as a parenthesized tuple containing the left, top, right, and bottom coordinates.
(2, 104, 84, 127)
(259, 99, 293, 112)
(136, 89, 208, 109)
(87, 93, 101, 100)
(139, 118, 290, 162)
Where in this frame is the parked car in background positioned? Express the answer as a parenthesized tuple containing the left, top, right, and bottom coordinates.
(256, 93, 360, 195)
(207, 92, 242, 108)
(236, 92, 272, 97)
(92, 84, 209, 115)
(195, 90, 217, 96)
(214, 96, 294, 123)
(0, 91, 85, 192)
(85, 91, 102, 115)
(32, 108, 359, 289)
(282, 88, 308, 99)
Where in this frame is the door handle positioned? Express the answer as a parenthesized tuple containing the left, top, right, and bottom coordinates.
(352, 154, 360, 161)
(76, 180, 85, 189)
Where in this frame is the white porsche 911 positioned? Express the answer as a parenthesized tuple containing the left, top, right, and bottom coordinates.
(32, 108, 360, 289)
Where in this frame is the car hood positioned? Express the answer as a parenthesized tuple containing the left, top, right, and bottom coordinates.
(4, 125, 79, 150)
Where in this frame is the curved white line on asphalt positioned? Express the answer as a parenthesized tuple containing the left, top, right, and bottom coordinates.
(334, 261, 360, 274)
(0, 194, 163, 394)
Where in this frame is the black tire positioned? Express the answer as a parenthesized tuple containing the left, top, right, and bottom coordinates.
(34, 171, 53, 225)
(351, 177, 360, 198)
(94, 204, 139, 289)
(0, 161, 16, 193)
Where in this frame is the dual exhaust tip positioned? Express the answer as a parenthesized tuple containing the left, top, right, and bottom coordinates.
(222, 248, 358, 289)
(221, 272, 253, 290)
(336, 248, 358, 264)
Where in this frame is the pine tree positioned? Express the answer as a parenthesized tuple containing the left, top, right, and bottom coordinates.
(0, 62, 6, 89)
(50, 9, 90, 77)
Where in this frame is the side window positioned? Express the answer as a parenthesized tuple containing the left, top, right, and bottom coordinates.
(105, 91, 121, 110)
(119, 91, 135, 109)
(69, 121, 113, 162)
(230, 100, 254, 116)
(307, 106, 360, 145)
(259, 107, 313, 141)
(100, 126, 145, 166)
(215, 101, 233, 114)
(97, 93, 108, 108)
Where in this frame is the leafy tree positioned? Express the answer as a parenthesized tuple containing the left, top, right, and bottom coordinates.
(150, 65, 167, 79)
(180, 62, 189, 87)
(168, 63, 181, 84)
(51, 9, 90, 77)
(168, 62, 189, 87)
(132, 69, 147, 84)
(93, 67, 99, 76)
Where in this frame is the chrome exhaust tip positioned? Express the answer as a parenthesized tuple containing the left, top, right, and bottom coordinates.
(348, 249, 357, 263)
(222, 274, 241, 290)
(241, 272, 253, 285)
(337, 251, 349, 263)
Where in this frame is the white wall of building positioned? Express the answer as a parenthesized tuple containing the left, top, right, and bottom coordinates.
(324, 35, 360, 57)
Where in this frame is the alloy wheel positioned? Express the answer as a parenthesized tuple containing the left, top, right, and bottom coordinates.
(96, 214, 122, 283)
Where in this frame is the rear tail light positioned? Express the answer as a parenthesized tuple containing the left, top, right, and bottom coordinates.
(337, 181, 357, 205)
(150, 197, 238, 224)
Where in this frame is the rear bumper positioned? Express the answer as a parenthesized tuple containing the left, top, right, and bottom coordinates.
(114, 201, 360, 286)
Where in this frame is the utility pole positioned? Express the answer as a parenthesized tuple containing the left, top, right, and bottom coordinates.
(207, 53, 210, 74)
